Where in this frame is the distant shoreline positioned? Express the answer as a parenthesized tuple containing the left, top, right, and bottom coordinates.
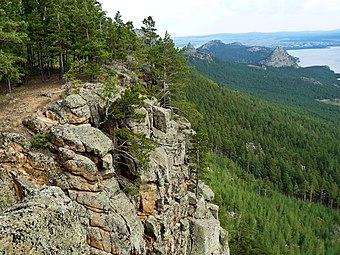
(173, 29, 340, 49)
(286, 44, 340, 50)
(288, 46, 340, 74)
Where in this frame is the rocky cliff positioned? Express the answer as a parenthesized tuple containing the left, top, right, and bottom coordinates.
(0, 68, 229, 254)
(184, 43, 213, 62)
(260, 45, 299, 68)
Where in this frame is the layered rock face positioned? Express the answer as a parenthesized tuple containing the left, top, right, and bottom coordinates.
(260, 45, 299, 68)
(0, 77, 229, 254)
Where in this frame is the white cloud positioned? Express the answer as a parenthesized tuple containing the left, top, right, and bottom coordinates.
(221, 7, 236, 18)
(303, 0, 340, 13)
(99, 0, 340, 36)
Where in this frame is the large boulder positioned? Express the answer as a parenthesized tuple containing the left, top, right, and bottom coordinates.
(189, 218, 225, 255)
(28, 151, 60, 172)
(0, 132, 31, 150)
(199, 181, 215, 202)
(50, 124, 85, 152)
(63, 151, 99, 182)
(0, 186, 87, 255)
(23, 112, 59, 134)
(50, 124, 113, 157)
(64, 94, 87, 109)
(153, 106, 171, 133)
(47, 94, 91, 124)
(78, 87, 106, 126)
(46, 85, 105, 126)
(76, 124, 113, 157)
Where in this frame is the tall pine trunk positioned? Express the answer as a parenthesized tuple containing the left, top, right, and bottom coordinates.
(27, 45, 34, 69)
(309, 190, 313, 202)
(45, 46, 51, 79)
(59, 52, 64, 80)
(38, 43, 44, 81)
(7, 78, 11, 94)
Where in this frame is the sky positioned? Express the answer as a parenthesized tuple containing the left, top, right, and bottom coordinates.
(100, 0, 340, 37)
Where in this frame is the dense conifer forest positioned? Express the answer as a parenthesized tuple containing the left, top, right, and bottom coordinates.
(190, 57, 340, 123)
(186, 71, 339, 208)
(203, 153, 340, 255)
(185, 71, 339, 254)
(0, 0, 187, 101)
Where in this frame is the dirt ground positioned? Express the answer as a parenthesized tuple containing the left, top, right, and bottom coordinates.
(0, 74, 64, 133)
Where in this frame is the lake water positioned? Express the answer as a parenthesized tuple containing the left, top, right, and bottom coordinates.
(288, 46, 340, 74)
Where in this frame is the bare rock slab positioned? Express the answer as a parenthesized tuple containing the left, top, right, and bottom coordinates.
(50, 124, 113, 157)
(0, 186, 87, 255)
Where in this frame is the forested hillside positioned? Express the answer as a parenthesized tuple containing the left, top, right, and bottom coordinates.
(198, 40, 272, 63)
(190, 57, 340, 123)
(186, 71, 339, 207)
(185, 71, 340, 254)
(204, 153, 340, 255)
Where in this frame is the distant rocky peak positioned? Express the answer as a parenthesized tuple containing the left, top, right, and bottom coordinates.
(200, 40, 225, 50)
(185, 42, 196, 53)
(229, 42, 243, 46)
(272, 45, 287, 55)
(260, 45, 299, 68)
(184, 42, 213, 62)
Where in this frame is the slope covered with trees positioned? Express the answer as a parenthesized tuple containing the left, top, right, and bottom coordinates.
(203, 153, 340, 255)
(186, 71, 339, 208)
(0, 0, 27, 92)
(198, 40, 272, 63)
(185, 71, 340, 254)
(190, 57, 340, 123)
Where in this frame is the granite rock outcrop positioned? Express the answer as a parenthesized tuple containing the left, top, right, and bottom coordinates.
(260, 45, 299, 68)
(0, 70, 229, 255)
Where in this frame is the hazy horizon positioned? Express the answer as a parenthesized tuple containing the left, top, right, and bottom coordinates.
(172, 28, 340, 38)
(100, 0, 340, 37)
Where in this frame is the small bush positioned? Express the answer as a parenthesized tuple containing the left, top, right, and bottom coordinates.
(123, 183, 139, 197)
(31, 133, 51, 149)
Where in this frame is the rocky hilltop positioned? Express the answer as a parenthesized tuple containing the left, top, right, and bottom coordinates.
(0, 67, 229, 254)
(198, 40, 225, 52)
(184, 43, 213, 62)
(197, 40, 272, 63)
(260, 45, 299, 68)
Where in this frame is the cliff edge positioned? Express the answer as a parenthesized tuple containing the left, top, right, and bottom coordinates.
(0, 68, 229, 255)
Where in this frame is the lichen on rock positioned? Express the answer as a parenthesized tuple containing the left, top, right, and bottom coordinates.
(0, 186, 87, 255)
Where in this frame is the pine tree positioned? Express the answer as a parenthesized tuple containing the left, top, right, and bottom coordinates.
(0, 0, 27, 92)
(81, 1, 107, 79)
(22, 0, 50, 80)
(46, 0, 74, 79)
(106, 12, 140, 63)
(141, 16, 158, 48)
(148, 31, 190, 107)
